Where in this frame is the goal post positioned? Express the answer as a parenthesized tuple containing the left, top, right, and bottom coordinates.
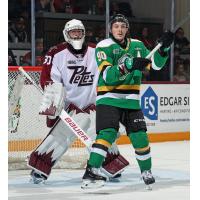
(8, 66, 88, 170)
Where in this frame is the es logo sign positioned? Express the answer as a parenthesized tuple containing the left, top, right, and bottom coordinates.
(141, 86, 158, 120)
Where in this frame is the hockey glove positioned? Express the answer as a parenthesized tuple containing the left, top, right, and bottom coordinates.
(124, 57, 151, 72)
(157, 30, 174, 55)
(39, 82, 65, 119)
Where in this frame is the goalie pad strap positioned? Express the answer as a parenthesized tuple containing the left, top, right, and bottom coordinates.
(46, 116, 59, 128)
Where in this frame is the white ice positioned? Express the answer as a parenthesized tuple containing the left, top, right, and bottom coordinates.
(8, 141, 190, 200)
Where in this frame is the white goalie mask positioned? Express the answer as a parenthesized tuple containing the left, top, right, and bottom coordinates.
(63, 19, 85, 50)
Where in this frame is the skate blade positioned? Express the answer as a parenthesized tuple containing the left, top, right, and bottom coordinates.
(109, 177, 121, 182)
(81, 180, 105, 189)
(29, 177, 45, 184)
(146, 185, 153, 190)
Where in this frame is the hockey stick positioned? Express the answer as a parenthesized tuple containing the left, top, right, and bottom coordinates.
(18, 67, 93, 147)
(145, 43, 162, 59)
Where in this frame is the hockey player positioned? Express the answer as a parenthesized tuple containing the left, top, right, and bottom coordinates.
(81, 14, 174, 188)
(28, 19, 129, 184)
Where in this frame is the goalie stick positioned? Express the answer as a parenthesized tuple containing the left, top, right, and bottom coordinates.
(18, 67, 93, 148)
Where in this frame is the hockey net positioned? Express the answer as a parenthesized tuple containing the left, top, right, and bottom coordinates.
(8, 66, 89, 170)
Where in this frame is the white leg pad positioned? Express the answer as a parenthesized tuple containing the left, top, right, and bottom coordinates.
(28, 112, 91, 177)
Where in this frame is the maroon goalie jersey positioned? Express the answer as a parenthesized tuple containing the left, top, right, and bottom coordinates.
(40, 42, 99, 111)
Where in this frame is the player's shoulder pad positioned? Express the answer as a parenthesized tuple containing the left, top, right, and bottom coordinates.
(47, 42, 68, 56)
(130, 38, 143, 43)
(96, 38, 115, 48)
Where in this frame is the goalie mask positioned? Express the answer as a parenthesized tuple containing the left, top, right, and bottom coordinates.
(63, 19, 85, 50)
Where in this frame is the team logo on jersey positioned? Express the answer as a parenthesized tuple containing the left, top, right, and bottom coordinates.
(68, 66, 94, 86)
(68, 60, 76, 64)
(141, 86, 158, 120)
(113, 49, 120, 54)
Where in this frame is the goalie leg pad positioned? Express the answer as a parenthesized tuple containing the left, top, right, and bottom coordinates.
(28, 112, 91, 177)
(101, 152, 129, 177)
(28, 118, 77, 177)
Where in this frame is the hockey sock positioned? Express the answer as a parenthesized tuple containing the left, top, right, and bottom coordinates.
(129, 131, 152, 172)
(88, 128, 118, 168)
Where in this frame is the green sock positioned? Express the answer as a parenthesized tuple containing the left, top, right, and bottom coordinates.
(88, 152, 105, 168)
(136, 157, 152, 173)
(129, 131, 152, 172)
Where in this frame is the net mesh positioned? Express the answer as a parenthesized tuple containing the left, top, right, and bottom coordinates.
(8, 67, 88, 170)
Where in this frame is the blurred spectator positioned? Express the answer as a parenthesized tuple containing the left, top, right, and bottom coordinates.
(8, 0, 28, 19)
(173, 63, 189, 82)
(53, 0, 65, 12)
(174, 46, 181, 59)
(85, 27, 97, 43)
(22, 38, 45, 66)
(174, 27, 190, 52)
(110, 1, 120, 16)
(173, 47, 183, 67)
(8, 17, 29, 43)
(18, 0, 31, 19)
(63, 0, 73, 13)
(137, 27, 155, 50)
(35, 0, 55, 13)
(110, 1, 133, 17)
(95, 0, 105, 15)
(53, 0, 80, 13)
(183, 58, 190, 77)
(8, 49, 17, 66)
(118, 2, 133, 17)
(95, 25, 105, 43)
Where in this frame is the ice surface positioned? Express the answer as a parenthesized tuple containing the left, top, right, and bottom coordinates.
(8, 141, 190, 200)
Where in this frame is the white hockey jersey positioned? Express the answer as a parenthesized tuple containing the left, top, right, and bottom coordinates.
(40, 42, 98, 111)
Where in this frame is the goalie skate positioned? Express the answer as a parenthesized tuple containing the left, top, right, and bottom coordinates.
(30, 170, 47, 184)
(81, 165, 107, 189)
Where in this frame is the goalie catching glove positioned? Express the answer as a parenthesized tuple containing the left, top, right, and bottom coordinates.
(39, 82, 65, 118)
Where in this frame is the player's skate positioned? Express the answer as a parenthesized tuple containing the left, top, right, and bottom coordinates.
(141, 170, 155, 190)
(81, 165, 107, 189)
(30, 170, 47, 184)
